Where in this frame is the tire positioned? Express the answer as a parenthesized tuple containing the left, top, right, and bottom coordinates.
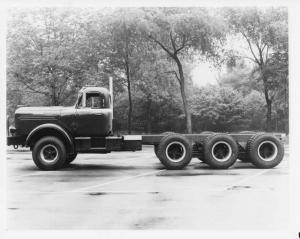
(157, 134, 192, 170)
(239, 157, 250, 163)
(192, 143, 205, 162)
(196, 133, 216, 163)
(154, 144, 159, 158)
(32, 136, 67, 170)
(197, 156, 207, 163)
(195, 143, 207, 163)
(247, 133, 284, 169)
(198, 158, 207, 163)
(239, 132, 264, 162)
(154, 132, 176, 160)
(238, 145, 250, 162)
(203, 134, 238, 169)
(65, 153, 78, 165)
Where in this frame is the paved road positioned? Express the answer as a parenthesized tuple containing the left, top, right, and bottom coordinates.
(6, 145, 289, 230)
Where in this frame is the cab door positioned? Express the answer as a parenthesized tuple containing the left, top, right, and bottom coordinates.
(75, 91, 111, 137)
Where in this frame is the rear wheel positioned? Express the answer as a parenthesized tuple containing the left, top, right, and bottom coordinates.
(247, 134, 284, 168)
(203, 134, 238, 169)
(157, 134, 192, 170)
(154, 132, 176, 160)
(195, 143, 208, 163)
(239, 156, 250, 162)
(32, 136, 67, 170)
(196, 133, 216, 163)
(238, 145, 250, 162)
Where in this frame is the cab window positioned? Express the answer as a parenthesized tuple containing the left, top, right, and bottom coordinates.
(86, 92, 107, 108)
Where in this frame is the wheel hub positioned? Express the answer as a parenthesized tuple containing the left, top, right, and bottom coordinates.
(211, 141, 232, 162)
(257, 141, 278, 161)
(165, 141, 186, 162)
(40, 144, 58, 163)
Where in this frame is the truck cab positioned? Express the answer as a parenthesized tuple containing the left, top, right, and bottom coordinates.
(73, 86, 113, 137)
(8, 86, 113, 142)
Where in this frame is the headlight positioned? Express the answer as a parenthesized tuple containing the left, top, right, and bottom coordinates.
(9, 126, 16, 135)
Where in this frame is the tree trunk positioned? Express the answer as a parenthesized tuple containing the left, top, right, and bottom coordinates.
(266, 98, 272, 132)
(127, 79, 132, 134)
(149, 35, 192, 133)
(125, 65, 132, 134)
(174, 57, 192, 133)
(180, 84, 192, 133)
(51, 95, 60, 106)
(284, 76, 289, 134)
(146, 97, 152, 133)
(262, 74, 272, 132)
(50, 86, 60, 106)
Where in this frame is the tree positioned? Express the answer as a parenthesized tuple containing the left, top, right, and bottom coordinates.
(143, 8, 225, 133)
(219, 58, 260, 95)
(242, 90, 266, 130)
(7, 8, 89, 106)
(225, 7, 288, 131)
(87, 8, 147, 134)
(191, 86, 245, 131)
(191, 86, 266, 132)
(134, 47, 182, 133)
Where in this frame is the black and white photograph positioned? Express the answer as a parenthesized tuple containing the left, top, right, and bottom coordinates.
(1, 0, 300, 238)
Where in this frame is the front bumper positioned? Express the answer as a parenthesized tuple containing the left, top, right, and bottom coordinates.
(7, 135, 26, 146)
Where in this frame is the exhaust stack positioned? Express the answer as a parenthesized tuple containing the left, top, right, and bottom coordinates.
(109, 76, 113, 119)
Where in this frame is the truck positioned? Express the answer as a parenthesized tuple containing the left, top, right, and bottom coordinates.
(7, 79, 285, 171)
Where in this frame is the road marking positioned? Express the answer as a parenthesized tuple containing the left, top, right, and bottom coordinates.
(7, 172, 45, 179)
(7, 166, 282, 195)
(69, 169, 167, 193)
(68, 162, 201, 193)
(8, 190, 160, 195)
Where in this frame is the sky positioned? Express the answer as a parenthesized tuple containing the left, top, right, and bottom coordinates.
(191, 62, 218, 87)
(191, 35, 253, 88)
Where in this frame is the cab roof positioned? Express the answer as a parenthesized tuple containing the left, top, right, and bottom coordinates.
(79, 86, 110, 95)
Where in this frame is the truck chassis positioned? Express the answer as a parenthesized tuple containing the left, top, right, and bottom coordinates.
(6, 85, 285, 171)
(8, 131, 285, 171)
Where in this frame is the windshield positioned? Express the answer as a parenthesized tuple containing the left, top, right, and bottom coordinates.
(75, 91, 110, 108)
(86, 92, 108, 108)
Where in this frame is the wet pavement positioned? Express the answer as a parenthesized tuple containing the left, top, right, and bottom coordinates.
(6, 145, 289, 230)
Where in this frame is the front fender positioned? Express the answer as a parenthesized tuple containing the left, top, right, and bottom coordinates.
(26, 123, 74, 152)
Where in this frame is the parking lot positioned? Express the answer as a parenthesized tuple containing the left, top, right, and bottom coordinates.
(6, 145, 289, 230)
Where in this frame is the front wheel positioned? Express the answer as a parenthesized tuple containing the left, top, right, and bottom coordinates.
(65, 153, 78, 165)
(154, 144, 159, 158)
(32, 136, 67, 170)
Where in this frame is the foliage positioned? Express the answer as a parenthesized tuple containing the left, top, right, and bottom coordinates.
(6, 7, 289, 133)
(142, 8, 226, 133)
(7, 9, 92, 107)
(224, 7, 288, 131)
(191, 86, 265, 132)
